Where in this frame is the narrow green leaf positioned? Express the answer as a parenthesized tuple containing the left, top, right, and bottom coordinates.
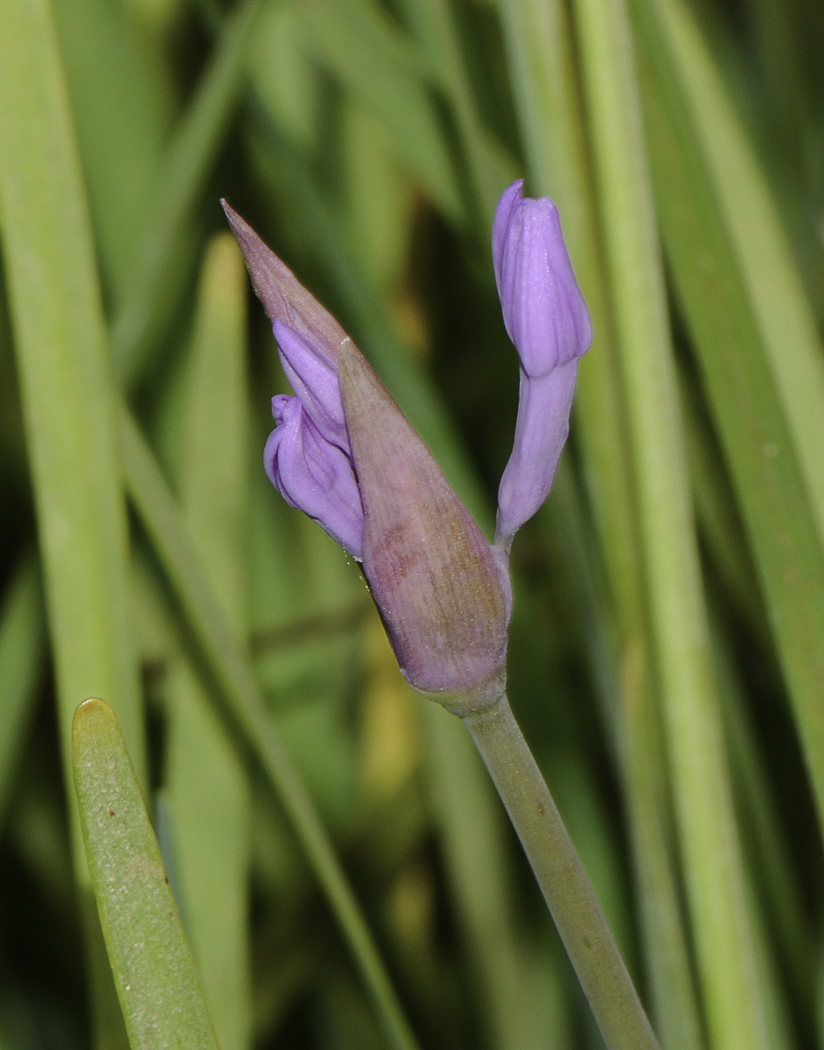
(111, 0, 264, 393)
(0, 0, 147, 846)
(165, 233, 252, 1050)
(50, 0, 174, 297)
(295, 0, 466, 225)
(73, 697, 220, 1050)
(387, 0, 506, 226)
(680, 374, 764, 635)
(0, 551, 46, 824)
(570, 0, 772, 1043)
(181, 234, 248, 629)
(118, 405, 420, 1050)
(0, 1, 149, 1038)
(674, 22, 824, 551)
(631, 0, 824, 831)
(712, 615, 813, 1025)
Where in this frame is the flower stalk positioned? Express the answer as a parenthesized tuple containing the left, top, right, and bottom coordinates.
(464, 694, 661, 1050)
(224, 184, 660, 1049)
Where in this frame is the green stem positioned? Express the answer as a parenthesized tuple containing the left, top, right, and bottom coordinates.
(462, 694, 660, 1050)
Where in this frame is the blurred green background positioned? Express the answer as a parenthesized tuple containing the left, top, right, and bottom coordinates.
(1, 0, 824, 1045)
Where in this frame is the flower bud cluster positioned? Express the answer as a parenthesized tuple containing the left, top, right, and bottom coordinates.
(223, 180, 591, 709)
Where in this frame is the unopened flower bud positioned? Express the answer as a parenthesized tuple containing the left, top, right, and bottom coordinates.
(492, 181, 592, 546)
(225, 201, 510, 710)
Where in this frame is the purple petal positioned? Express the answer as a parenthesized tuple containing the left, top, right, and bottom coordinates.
(495, 359, 579, 546)
(274, 320, 349, 450)
(492, 179, 524, 290)
(265, 396, 364, 557)
(493, 182, 592, 377)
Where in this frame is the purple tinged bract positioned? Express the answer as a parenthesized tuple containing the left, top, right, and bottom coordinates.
(492, 180, 592, 546)
(339, 340, 510, 709)
(223, 200, 511, 709)
(224, 185, 592, 704)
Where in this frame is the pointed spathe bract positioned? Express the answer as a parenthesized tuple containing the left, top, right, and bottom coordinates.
(224, 201, 515, 710)
(339, 340, 510, 710)
(221, 200, 349, 367)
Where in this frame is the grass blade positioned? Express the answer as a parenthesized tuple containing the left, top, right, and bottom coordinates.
(0, 0, 148, 1038)
(632, 0, 824, 833)
(111, 0, 264, 393)
(50, 0, 174, 297)
(570, 0, 772, 1043)
(163, 234, 252, 1050)
(73, 697, 219, 1050)
(0, 0, 147, 807)
(297, 0, 465, 225)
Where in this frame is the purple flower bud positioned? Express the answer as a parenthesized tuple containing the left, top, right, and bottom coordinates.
(274, 320, 349, 450)
(493, 181, 592, 377)
(492, 181, 592, 546)
(225, 201, 510, 708)
(264, 395, 364, 557)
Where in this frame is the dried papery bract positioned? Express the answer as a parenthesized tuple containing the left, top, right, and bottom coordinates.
(339, 341, 510, 712)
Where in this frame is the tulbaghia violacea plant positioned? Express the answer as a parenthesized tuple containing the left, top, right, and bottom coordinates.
(222, 189, 660, 1050)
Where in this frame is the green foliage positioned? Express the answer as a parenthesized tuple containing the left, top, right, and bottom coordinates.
(73, 698, 219, 1050)
(0, 0, 822, 1044)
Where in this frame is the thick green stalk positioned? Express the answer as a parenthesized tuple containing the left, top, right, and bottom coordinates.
(463, 695, 660, 1050)
(422, 702, 543, 1050)
(570, 0, 770, 1044)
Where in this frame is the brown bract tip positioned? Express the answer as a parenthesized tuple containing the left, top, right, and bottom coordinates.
(221, 199, 351, 364)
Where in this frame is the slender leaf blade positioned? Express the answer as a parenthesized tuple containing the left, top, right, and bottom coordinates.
(0, 552, 46, 824)
(631, 0, 824, 832)
(165, 234, 252, 1050)
(73, 697, 220, 1050)
(0, 0, 147, 842)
